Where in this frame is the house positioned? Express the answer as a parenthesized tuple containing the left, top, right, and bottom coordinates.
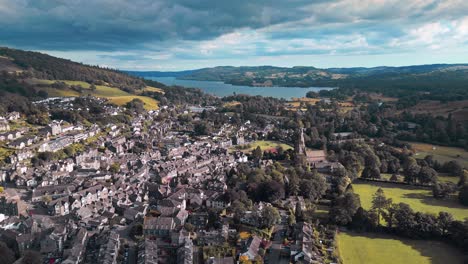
(240, 235, 261, 260)
(188, 212, 209, 229)
(48, 196, 70, 216)
(98, 231, 120, 264)
(137, 239, 158, 264)
(62, 228, 88, 264)
(6, 112, 20, 121)
(143, 216, 176, 237)
(292, 222, 321, 263)
(0, 119, 10, 131)
(177, 239, 193, 264)
(48, 121, 62, 136)
(38, 136, 73, 152)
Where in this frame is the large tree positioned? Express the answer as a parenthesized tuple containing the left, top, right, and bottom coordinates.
(371, 188, 392, 226)
(262, 206, 280, 228)
(329, 191, 361, 225)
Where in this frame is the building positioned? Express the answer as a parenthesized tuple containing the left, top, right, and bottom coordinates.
(144, 217, 176, 237)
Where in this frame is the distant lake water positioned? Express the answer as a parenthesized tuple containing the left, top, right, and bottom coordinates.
(148, 76, 334, 100)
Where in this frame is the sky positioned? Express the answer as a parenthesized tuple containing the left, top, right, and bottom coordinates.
(0, 0, 467, 71)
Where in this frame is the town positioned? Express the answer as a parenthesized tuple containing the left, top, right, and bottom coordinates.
(0, 94, 345, 264)
(0, 38, 468, 264)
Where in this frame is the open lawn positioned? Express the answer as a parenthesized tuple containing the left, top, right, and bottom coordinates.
(107, 96, 159, 110)
(337, 231, 464, 264)
(32, 79, 159, 110)
(353, 181, 468, 220)
(230, 140, 292, 153)
(409, 142, 468, 168)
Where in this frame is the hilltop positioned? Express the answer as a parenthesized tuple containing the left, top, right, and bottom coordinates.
(0, 47, 168, 111)
(130, 64, 468, 88)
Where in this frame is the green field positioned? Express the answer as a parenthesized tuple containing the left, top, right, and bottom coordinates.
(337, 232, 464, 264)
(230, 140, 292, 153)
(409, 142, 468, 168)
(353, 181, 468, 220)
(107, 96, 159, 110)
(31, 79, 159, 110)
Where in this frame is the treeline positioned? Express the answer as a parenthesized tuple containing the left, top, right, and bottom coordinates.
(330, 187, 468, 254)
(143, 79, 219, 106)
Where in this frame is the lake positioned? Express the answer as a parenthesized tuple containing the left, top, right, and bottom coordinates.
(148, 76, 334, 99)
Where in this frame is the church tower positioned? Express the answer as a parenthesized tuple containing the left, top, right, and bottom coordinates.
(295, 128, 306, 156)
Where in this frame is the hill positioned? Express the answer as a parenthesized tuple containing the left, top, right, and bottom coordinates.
(130, 64, 468, 102)
(0, 47, 171, 111)
(129, 64, 468, 88)
(0, 47, 150, 92)
(0, 47, 220, 114)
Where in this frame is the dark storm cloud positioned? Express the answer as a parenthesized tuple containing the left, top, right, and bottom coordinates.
(0, 0, 316, 51)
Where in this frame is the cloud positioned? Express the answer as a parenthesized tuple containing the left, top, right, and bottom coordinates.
(0, 0, 466, 69)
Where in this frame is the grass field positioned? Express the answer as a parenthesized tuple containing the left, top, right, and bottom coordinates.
(230, 140, 292, 153)
(32, 79, 160, 110)
(337, 231, 464, 264)
(409, 142, 468, 168)
(353, 181, 468, 220)
(107, 96, 159, 110)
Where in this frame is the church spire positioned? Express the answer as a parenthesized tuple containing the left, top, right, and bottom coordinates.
(295, 128, 306, 155)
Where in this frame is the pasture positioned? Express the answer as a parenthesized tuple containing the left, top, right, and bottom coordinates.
(353, 181, 468, 220)
(31, 79, 160, 110)
(337, 231, 464, 264)
(409, 142, 468, 168)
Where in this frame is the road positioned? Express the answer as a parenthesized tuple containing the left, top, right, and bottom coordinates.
(265, 224, 290, 264)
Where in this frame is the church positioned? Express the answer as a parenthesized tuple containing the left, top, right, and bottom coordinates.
(294, 128, 327, 166)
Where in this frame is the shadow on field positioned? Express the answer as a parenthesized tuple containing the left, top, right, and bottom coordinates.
(344, 232, 464, 264)
(403, 192, 468, 210)
(402, 239, 464, 264)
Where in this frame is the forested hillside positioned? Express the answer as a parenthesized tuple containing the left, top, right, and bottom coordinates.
(0, 47, 147, 92)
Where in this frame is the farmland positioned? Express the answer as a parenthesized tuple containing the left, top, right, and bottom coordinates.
(31, 79, 160, 110)
(353, 181, 468, 220)
(409, 142, 468, 168)
(337, 231, 464, 264)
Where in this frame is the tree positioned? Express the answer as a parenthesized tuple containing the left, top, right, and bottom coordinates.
(256, 180, 284, 202)
(109, 162, 120, 173)
(371, 188, 392, 226)
(42, 195, 52, 204)
(418, 166, 437, 184)
(329, 191, 361, 225)
(458, 185, 468, 206)
(262, 206, 280, 228)
(125, 98, 145, 113)
(194, 121, 212, 135)
(403, 157, 421, 184)
(443, 160, 463, 176)
(361, 166, 381, 179)
(437, 212, 454, 236)
(252, 146, 263, 161)
(393, 203, 417, 237)
(299, 177, 327, 201)
(458, 170, 468, 187)
(432, 182, 457, 199)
